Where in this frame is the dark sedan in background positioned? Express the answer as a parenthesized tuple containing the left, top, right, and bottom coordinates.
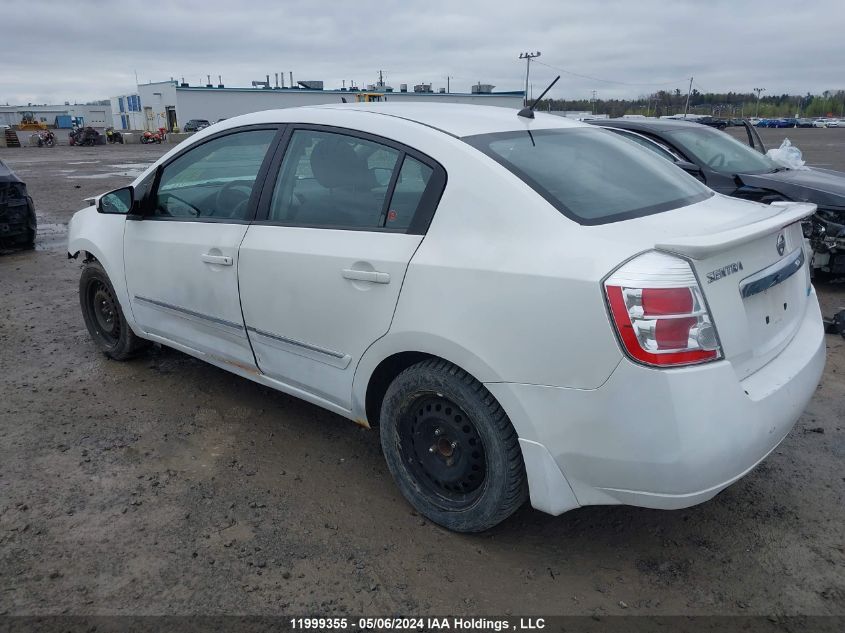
(0, 159, 36, 250)
(590, 118, 845, 274)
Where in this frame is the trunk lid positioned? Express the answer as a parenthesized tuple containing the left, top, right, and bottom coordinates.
(594, 195, 816, 378)
(654, 199, 815, 378)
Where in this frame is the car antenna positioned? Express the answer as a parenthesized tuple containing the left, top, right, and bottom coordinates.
(518, 75, 560, 119)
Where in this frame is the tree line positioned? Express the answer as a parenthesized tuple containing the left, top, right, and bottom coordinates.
(538, 89, 845, 119)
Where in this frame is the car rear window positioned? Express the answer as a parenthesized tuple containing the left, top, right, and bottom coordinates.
(463, 128, 712, 224)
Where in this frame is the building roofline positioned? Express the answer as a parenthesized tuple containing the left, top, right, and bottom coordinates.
(166, 85, 524, 97)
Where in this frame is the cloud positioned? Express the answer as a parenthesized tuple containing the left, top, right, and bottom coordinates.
(2, 0, 843, 105)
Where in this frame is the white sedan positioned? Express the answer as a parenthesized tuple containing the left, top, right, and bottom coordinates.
(68, 104, 825, 532)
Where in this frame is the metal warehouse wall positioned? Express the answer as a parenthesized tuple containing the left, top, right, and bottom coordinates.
(0, 105, 111, 129)
(172, 88, 523, 125)
(137, 82, 179, 131)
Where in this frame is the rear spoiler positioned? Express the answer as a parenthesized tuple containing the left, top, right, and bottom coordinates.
(655, 201, 816, 259)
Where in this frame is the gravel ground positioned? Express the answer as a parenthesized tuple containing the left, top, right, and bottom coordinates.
(0, 134, 843, 618)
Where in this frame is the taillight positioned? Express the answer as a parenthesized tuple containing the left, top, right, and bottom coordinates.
(604, 251, 721, 367)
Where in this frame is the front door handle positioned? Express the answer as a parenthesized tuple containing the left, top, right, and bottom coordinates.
(342, 269, 390, 284)
(201, 253, 233, 266)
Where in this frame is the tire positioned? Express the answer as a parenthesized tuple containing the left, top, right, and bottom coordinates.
(22, 202, 36, 250)
(79, 261, 149, 360)
(380, 359, 528, 532)
(22, 228, 35, 250)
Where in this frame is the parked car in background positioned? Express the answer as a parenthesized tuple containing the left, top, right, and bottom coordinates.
(756, 119, 772, 127)
(797, 118, 815, 128)
(826, 119, 840, 128)
(693, 116, 727, 130)
(68, 104, 825, 532)
(590, 117, 845, 275)
(813, 119, 829, 128)
(0, 158, 37, 250)
(183, 119, 211, 133)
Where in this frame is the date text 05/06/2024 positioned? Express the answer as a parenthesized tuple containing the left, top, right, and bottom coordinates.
(289, 617, 546, 630)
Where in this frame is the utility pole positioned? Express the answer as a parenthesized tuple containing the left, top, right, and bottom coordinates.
(754, 87, 765, 118)
(683, 77, 693, 118)
(591, 90, 597, 115)
(519, 51, 541, 106)
(446, 76, 451, 93)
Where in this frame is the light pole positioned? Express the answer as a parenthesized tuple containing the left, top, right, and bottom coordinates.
(754, 87, 765, 118)
(519, 52, 541, 106)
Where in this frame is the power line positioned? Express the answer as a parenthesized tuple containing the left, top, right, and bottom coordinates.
(533, 59, 689, 88)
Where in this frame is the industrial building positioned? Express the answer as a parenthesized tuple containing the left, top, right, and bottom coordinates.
(0, 103, 112, 130)
(109, 94, 145, 130)
(1, 77, 524, 134)
(136, 78, 524, 131)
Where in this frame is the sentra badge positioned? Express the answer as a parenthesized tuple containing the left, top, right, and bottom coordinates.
(706, 261, 744, 283)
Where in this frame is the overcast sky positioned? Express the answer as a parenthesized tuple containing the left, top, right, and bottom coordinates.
(3, 0, 844, 105)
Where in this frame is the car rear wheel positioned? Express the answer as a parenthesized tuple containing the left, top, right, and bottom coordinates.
(79, 261, 149, 360)
(380, 359, 528, 532)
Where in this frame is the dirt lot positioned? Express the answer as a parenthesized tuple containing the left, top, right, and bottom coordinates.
(0, 131, 843, 618)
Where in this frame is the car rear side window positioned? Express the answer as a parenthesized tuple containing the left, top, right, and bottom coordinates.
(464, 128, 712, 224)
(269, 130, 401, 228)
(384, 156, 434, 230)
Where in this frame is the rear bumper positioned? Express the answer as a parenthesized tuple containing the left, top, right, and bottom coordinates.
(488, 290, 826, 514)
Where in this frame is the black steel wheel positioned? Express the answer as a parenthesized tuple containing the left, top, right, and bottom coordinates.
(79, 260, 149, 360)
(400, 394, 487, 508)
(88, 279, 121, 347)
(380, 359, 528, 532)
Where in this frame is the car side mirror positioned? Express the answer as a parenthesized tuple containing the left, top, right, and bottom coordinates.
(97, 186, 134, 215)
(676, 160, 703, 179)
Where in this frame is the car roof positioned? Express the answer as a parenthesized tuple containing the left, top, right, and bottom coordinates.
(221, 103, 589, 138)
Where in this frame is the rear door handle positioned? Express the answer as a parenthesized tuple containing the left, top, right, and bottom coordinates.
(201, 253, 233, 266)
(342, 269, 390, 284)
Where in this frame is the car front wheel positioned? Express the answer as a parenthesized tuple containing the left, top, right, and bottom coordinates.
(79, 260, 149, 360)
(380, 359, 528, 532)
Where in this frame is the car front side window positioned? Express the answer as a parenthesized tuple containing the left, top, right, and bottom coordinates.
(152, 129, 276, 221)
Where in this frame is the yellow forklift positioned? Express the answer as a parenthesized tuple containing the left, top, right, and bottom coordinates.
(354, 92, 386, 103)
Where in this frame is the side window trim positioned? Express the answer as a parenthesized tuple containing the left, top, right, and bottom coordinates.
(378, 151, 407, 227)
(253, 123, 447, 235)
(138, 124, 285, 223)
(638, 131, 691, 164)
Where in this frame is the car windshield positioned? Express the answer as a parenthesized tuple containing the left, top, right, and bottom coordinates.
(463, 128, 712, 224)
(664, 126, 779, 175)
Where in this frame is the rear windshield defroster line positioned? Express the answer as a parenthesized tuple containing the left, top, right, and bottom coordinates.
(463, 128, 713, 225)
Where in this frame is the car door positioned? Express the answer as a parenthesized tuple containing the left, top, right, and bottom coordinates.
(238, 126, 446, 409)
(124, 126, 280, 367)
